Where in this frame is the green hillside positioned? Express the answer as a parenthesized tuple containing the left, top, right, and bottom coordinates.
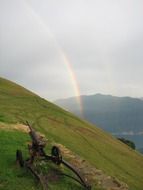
(0, 77, 143, 190)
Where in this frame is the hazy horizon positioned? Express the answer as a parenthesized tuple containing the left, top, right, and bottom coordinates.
(54, 92, 143, 101)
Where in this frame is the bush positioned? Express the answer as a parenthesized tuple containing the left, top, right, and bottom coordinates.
(118, 138, 136, 150)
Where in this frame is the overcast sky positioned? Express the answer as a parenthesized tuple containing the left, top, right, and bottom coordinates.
(0, 0, 143, 100)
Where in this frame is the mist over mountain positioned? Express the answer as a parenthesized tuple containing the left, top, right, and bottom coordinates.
(55, 94, 143, 148)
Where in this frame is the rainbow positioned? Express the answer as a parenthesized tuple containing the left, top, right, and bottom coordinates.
(23, 0, 83, 115)
(61, 52, 83, 113)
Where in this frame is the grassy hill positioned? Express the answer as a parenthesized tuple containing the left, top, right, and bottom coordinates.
(0, 77, 143, 190)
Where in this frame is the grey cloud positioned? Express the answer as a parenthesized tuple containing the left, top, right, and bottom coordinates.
(0, 0, 143, 100)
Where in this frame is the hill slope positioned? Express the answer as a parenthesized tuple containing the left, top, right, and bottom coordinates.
(55, 94, 143, 148)
(0, 77, 143, 190)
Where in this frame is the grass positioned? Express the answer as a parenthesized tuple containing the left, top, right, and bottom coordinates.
(0, 128, 92, 190)
(0, 129, 41, 190)
(0, 77, 143, 190)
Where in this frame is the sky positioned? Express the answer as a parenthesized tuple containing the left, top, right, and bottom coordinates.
(0, 0, 143, 101)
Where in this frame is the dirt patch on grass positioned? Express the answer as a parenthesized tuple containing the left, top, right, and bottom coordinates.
(13, 124, 29, 133)
(0, 122, 29, 133)
(54, 143, 129, 190)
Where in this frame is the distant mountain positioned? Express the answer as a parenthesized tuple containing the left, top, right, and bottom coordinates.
(55, 94, 143, 148)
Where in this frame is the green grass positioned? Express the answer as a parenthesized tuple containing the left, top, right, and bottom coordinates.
(0, 77, 143, 190)
(0, 129, 92, 190)
(0, 129, 41, 190)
